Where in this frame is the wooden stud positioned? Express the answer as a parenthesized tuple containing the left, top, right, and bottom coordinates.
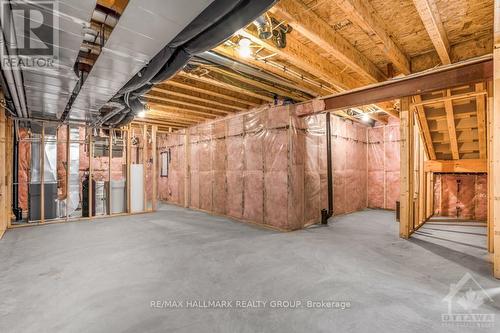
(444, 90, 459, 159)
(184, 130, 190, 208)
(412, 0, 451, 65)
(487, 81, 494, 253)
(152, 125, 158, 211)
(400, 97, 414, 238)
(492, 6, 500, 276)
(475, 83, 487, 159)
(413, 95, 436, 159)
(6, 117, 13, 228)
(418, 142, 426, 226)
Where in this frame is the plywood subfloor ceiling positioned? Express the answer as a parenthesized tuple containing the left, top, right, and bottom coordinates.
(141, 0, 493, 129)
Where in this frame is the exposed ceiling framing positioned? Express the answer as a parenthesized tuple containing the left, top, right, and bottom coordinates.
(143, 0, 492, 132)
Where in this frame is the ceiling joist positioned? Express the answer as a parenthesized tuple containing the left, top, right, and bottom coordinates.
(177, 71, 274, 102)
(270, 0, 386, 83)
(331, 0, 411, 75)
(412, 0, 451, 65)
(165, 79, 259, 106)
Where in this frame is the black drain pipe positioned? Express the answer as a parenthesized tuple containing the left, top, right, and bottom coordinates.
(321, 111, 333, 225)
(12, 121, 22, 220)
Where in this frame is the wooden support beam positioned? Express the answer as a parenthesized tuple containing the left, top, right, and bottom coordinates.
(424, 159, 487, 173)
(271, 0, 386, 82)
(410, 90, 487, 108)
(323, 57, 492, 111)
(177, 71, 274, 102)
(444, 90, 459, 159)
(151, 86, 248, 111)
(239, 29, 360, 91)
(487, 81, 494, 253)
(166, 78, 259, 106)
(400, 97, 414, 239)
(331, 0, 411, 75)
(206, 66, 308, 101)
(475, 83, 487, 159)
(412, 0, 451, 65)
(493, 1, 500, 277)
(412, 95, 436, 159)
(146, 94, 232, 115)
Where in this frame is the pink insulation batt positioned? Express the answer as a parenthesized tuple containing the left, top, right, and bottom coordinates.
(433, 174, 487, 220)
(367, 119, 401, 210)
(157, 101, 401, 231)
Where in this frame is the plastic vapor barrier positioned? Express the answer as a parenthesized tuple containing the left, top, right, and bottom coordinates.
(367, 117, 401, 210)
(158, 102, 377, 230)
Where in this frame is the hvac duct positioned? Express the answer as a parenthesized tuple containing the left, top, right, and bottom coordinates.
(253, 15, 272, 40)
(95, 0, 277, 128)
(195, 51, 316, 97)
(0, 1, 28, 118)
(5, 0, 96, 120)
(69, 0, 216, 123)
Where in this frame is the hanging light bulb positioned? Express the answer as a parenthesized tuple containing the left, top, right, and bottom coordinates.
(138, 110, 146, 118)
(362, 113, 370, 122)
(238, 37, 252, 58)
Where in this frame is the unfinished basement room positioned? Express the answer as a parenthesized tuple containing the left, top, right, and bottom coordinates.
(1, 0, 500, 331)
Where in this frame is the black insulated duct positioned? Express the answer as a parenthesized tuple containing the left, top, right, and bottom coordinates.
(101, 0, 278, 127)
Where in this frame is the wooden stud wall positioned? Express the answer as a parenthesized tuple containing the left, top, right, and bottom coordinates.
(493, 1, 500, 277)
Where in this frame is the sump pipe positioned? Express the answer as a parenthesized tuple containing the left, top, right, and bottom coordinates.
(321, 111, 333, 225)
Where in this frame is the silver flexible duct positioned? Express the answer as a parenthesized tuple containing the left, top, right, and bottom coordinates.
(0, 1, 28, 118)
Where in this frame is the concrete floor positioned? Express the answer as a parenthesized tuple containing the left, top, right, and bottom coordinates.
(0, 205, 499, 333)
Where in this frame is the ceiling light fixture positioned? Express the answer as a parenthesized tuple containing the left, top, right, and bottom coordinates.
(238, 37, 252, 58)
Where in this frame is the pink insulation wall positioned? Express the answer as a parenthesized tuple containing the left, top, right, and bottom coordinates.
(367, 118, 401, 210)
(184, 105, 304, 230)
(433, 174, 487, 220)
(158, 103, 375, 230)
(300, 113, 369, 223)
